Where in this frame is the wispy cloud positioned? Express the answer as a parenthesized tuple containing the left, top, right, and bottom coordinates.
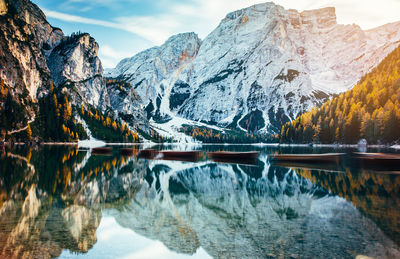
(45, 0, 400, 45)
(99, 45, 138, 68)
(43, 9, 168, 44)
(42, 0, 400, 68)
(43, 0, 268, 46)
(43, 9, 121, 28)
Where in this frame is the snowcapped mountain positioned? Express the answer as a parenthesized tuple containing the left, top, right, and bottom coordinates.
(107, 32, 201, 121)
(108, 2, 400, 134)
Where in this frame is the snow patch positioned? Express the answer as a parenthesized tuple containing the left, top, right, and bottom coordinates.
(78, 139, 106, 149)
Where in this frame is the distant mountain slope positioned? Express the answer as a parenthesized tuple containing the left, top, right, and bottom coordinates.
(280, 45, 400, 144)
(108, 3, 400, 134)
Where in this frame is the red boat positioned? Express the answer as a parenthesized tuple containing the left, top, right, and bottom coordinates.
(92, 147, 113, 155)
(353, 152, 400, 169)
(137, 149, 159, 159)
(208, 151, 260, 160)
(354, 152, 400, 159)
(120, 148, 135, 156)
(160, 150, 201, 161)
(269, 153, 345, 163)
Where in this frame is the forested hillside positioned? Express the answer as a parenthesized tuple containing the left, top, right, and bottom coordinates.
(78, 105, 139, 143)
(32, 82, 88, 142)
(280, 45, 400, 144)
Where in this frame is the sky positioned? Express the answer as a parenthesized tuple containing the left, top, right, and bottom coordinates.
(32, 0, 400, 69)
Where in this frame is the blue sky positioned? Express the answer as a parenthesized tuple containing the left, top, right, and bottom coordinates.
(32, 0, 400, 68)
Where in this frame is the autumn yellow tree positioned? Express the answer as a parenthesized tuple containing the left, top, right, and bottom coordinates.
(26, 124, 32, 140)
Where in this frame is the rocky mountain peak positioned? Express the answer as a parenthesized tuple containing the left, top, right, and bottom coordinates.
(160, 32, 201, 64)
(300, 7, 337, 29)
(222, 3, 337, 32)
(7, 0, 48, 27)
(0, 0, 54, 100)
(47, 32, 107, 108)
(77, 33, 99, 53)
(0, 0, 149, 139)
(109, 1, 400, 136)
(107, 31, 201, 110)
(224, 2, 278, 20)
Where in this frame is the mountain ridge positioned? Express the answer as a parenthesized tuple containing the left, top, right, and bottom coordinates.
(1, 0, 400, 142)
(280, 44, 400, 144)
(0, 0, 148, 141)
(108, 2, 400, 136)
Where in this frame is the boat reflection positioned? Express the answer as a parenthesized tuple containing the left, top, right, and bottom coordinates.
(270, 161, 345, 173)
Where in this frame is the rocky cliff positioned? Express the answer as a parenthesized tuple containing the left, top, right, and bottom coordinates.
(0, 0, 59, 100)
(0, 0, 108, 106)
(109, 3, 400, 134)
(47, 33, 110, 110)
(0, 0, 146, 139)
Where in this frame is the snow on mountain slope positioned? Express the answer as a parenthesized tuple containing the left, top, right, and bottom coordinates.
(107, 32, 201, 109)
(108, 2, 400, 134)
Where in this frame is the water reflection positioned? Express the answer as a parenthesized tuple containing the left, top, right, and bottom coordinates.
(295, 168, 400, 246)
(0, 146, 145, 258)
(0, 146, 399, 258)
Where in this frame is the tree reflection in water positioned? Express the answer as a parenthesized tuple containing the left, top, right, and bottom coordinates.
(0, 146, 399, 259)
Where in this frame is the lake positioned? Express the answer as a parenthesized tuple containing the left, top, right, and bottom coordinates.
(0, 144, 400, 259)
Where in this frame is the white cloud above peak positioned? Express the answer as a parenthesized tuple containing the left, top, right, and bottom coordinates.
(38, 0, 400, 68)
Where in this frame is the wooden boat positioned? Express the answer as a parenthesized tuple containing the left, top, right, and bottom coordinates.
(353, 152, 400, 169)
(353, 152, 400, 160)
(157, 151, 202, 162)
(160, 156, 203, 162)
(208, 151, 260, 160)
(137, 149, 159, 159)
(160, 151, 201, 158)
(120, 148, 134, 156)
(269, 153, 345, 163)
(92, 147, 112, 155)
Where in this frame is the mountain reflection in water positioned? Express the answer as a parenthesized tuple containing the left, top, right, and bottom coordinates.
(0, 145, 399, 259)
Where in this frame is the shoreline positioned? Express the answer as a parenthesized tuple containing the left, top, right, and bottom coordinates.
(1, 141, 398, 149)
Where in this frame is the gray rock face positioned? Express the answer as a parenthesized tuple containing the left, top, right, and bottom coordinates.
(47, 33, 110, 109)
(0, 0, 56, 101)
(106, 81, 147, 128)
(0, 0, 104, 105)
(109, 3, 400, 133)
(108, 32, 201, 111)
(0, 0, 147, 133)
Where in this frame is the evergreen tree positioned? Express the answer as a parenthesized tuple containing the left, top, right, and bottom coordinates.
(280, 45, 400, 144)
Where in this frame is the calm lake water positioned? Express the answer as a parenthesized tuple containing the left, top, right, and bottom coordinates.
(1, 144, 400, 259)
